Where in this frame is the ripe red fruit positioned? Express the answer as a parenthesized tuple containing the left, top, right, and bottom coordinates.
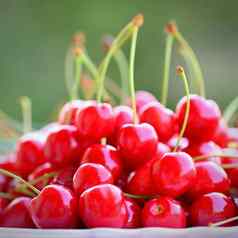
(44, 125, 80, 168)
(109, 105, 133, 145)
(153, 142, 171, 162)
(28, 163, 56, 190)
(81, 144, 122, 181)
(187, 161, 230, 199)
(190, 192, 237, 226)
(118, 123, 158, 171)
(152, 152, 196, 197)
(0, 153, 17, 173)
(73, 163, 114, 195)
(79, 184, 127, 228)
(30, 185, 77, 228)
(140, 101, 178, 142)
(124, 198, 141, 228)
(0, 197, 35, 228)
(58, 100, 83, 125)
(142, 197, 186, 228)
(0, 198, 9, 217)
(176, 94, 221, 142)
(75, 102, 114, 141)
(213, 119, 229, 148)
(16, 132, 46, 177)
(0, 174, 10, 192)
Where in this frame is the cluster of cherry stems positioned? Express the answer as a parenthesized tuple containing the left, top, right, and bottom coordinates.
(0, 14, 238, 229)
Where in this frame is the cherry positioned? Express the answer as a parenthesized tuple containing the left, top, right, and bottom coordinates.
(142, 197, 186, 228)
(79, 184, 127, 228)
(16, 132, 47, 177)
(124, 197, 141, 228)
(0, 174, 10, 192)
(81, 144, 122, 181)
(30, 184, 78, 228)
(152, 152, 196, 197)
(190, 192, 237, 226)
(0, 154, 17, 174)
(167, 134, 189, 151)
(140, 101, 178, 142)
(0, 198, 9, 217)
(28, 163, 56, 190)
(187, 161, 230, 199)
(73, 163, 114, 195)
(74, 102, 114, 141)
(108, 105, 133, 145)
(176, 94, 221, 142)
(44, 124, 81, 168)
(0, 197, 35, 228)
(58, 100, 83, 125)
(153, 142, 171, 161)
(213, 119, 229, 148)
(118, 123, 158, 171)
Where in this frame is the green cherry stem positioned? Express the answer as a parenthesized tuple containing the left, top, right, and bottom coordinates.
(173, 66, 190, 152)
(209, 216, 238, 227)
(223, 96, 238, 125)
(19, 96, 32, 134)
(193, 153, 238, 162)
(0, 168, 40, 195)
(221, 163, 238, 169)
(124, 192, 154, 200)
(161, 32, 174, 106)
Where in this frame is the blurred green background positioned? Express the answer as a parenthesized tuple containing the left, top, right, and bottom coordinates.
(0, 0, 237, 124)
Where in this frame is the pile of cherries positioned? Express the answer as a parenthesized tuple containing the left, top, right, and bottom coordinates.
(0, 14, 238, 229)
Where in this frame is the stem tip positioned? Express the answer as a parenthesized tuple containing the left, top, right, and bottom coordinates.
(132, 14, 144, 28)
(165, 21, 177, 35)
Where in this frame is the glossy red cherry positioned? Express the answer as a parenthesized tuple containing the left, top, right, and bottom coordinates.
(140, 101, 178, 142)
(16, 132, 46, 177)
(213, 119, 229, 148)
(0, 197, 35, 228)
(75, 102, 114, 141)
(176, 94, 221, 142)
(152, 142, 171, 162)
(28, 163, 56, 190)
(79, 184, 127, 228)
(58, 100, 83, 125)
(152, 152, 196, 197)
(0, 174, 10, 192)
(44, 124, 80, 168)
(108, 105, 133, 145)
(30, 185, 77, 228)
(118, 123, 158, 171)
(187, 161, 230, 199)
(190, 192, 237, 226)
(81, 144, 122, 181)
(142, 197, 186, 228)
(167, 135, 189, 152)
(73, 163, 114, 195)
(124, 197, 141, 228)
(0, 153, 17, 174)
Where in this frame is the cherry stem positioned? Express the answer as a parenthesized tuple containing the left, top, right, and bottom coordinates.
(193, 153, 238, 161)
(167, 22, 205, 97)
(161, 33, 174, 106)
(173, 66, 190, 152)
(222, 163, 238, 169)
(124, 192, 153, 200)
(19, 96, 32, 134)
(0, 192, 15, 200)
(0, 168, 40, 195)
(209, 216, 238, 227)
(228, 142, 238, 149)
(223, 96, 238, 125)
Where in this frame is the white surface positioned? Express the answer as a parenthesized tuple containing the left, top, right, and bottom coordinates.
(0, 227, 238, 238)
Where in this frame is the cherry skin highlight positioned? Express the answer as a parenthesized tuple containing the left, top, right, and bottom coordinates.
(190, 192, 237, 226)
(30, 185, 78, 228)
(142, 197, 186, 228)
(79, 184, 128, 228)
(152, 152, 196, 197)
(73, 163, 114, 195)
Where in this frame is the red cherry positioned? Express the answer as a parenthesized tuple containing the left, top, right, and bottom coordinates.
(126, 159, 156, 196)
(79, 184, 127, 228)
(142, 197, 186, 228)
(81, 144, 122, 181)
(30, 185, 78, 228)
(190, 192, 237, 226)
(118, 123, 158, 171)
(0, 174, 10, 192)
(140, 101, 178, 142)
(108, 105, 133, 145)
(187, 161, 230, 199)
(28, 163, 56, 190)
(51, 166, 77, 189)
(58, 100, 83, 125)
(152, 152, 196, 197)
(176, 94, 221, 142)
(44, 125, 80, 168)
(75, 102, 114, 141)
(213, 119, 229, 148)
(167, 134, 189, 152)
(73, 163, 114, 195)
(0, 197, 35, 228)
(0, 153, 17, 174)
(153, 142, 171, 162)
(0, 198, 9, 217)
(16, 132, 46, 177)
(124, 197, 141, 228)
